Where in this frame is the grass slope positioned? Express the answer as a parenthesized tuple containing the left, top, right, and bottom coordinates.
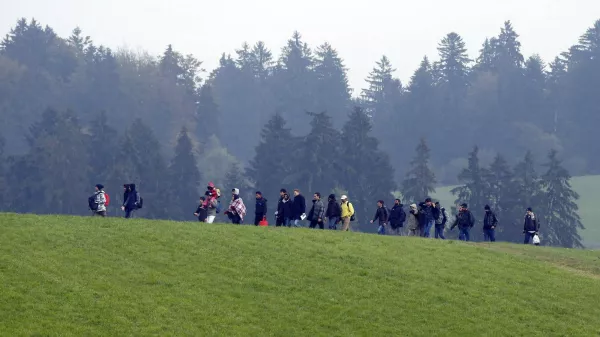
(433, 175, 600, 247)
(1, 213, 600, 336)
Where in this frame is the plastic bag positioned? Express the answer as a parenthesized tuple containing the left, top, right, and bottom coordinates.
(532, 234, 540, 245)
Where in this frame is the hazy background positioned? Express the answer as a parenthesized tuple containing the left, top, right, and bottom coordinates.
(1, 0, 596, 91)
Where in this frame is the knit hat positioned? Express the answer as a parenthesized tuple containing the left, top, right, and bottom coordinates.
(527, 207, 533, 212)
(328, 194, 336, 200)
(484, 205, 490, 210)
(256, 191, 262, 196)
(232, 188, 240, 195)
(95, 184, 104, 190)
(461, 203, 468, 208)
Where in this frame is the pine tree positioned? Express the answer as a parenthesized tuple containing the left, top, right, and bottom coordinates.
(168, 126, 201, 220)
(247, 113, 297, 203)
(87, 111, 118, 186)
(451, 146, 491, 239)
(436, 32, 471, 93)
(286, 111, 340, 196)
(475, 38, 497, 72)
(249, 41, 273, 82)
(362, 55, 402, 116)
(339, 107, 396, 229)
(313, 43, 351, 128)
(487, 154, 516, 216)
(540, 150, 584, 248)
(493, 21, 525, 69)
(196, 83, 220, 138)
(401, 139, 436, 203)
(109, 119, 170, 219)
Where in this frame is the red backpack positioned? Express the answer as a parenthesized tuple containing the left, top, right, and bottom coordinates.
(104, 192, 110, 207)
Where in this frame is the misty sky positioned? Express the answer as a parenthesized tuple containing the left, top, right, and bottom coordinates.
(1, 0, 598, 93)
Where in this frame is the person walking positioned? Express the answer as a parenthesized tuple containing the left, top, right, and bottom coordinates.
(523, 207, 540, 244)
(90, 184, 107, 217)
(419, 198, 438, 238)
(326, 194, 342, 230)
(276, 188, 287, 226)
(308, 192, 325, 229)
(389, 199, 406, 235)
(292, 189, 306, 227)
(225, 188, 246, 224)
(121, 184, 140, 219)
(194, 196, 208, 222)
(434, 202, 448, 240)
(340, 195, 355, 231)
(483, 205, 498, 242)
(407, 204, 421, 236)
(370, 200, 389, 235)
(451, 203, 475, 241)
(281, 193, 294, 227)
(254, 191, 268, 226)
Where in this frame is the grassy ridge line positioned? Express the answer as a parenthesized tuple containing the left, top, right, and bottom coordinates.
(432, 175, 600, 247)
(0, 213, 599, 336)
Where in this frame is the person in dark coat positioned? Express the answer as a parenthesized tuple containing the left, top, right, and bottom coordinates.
(276, 188, 287, 226)
(121, 183, 139, 218)
(308, 192, 325, 229)
(523, 207, 540, 244)
(292, 189, 306, 227)
(419, 198, 439, 238)
(370, 200, 389, 235)
(194, 196, 208, 222)
(483, 205, 498, 242)
(325, 194, 342, 230)
(389, 199, 406, 235)
(451, 203, 475, 241)
(280, 193, 294, 227)
(254, 191, 268, 226)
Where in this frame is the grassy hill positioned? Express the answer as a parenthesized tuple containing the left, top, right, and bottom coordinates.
(1, 214, 600, 336)
(433, 175, 600, 248)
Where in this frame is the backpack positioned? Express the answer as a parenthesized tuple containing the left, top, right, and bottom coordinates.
(104, 192, 110, 207)
(348, 202, 356, 221)
(136, 193, 143, 209)
(442, 209, 448, 225)
(88, 195, 98, 211)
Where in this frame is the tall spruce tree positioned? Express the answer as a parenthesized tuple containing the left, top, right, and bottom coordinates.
(286, 111, 340, 196)
(168, 126, 201, 220)
(451, 146, 491, 239)
(540, 150, 584, 248)
(401, 139, 436, 203)
(313, 43, 351, 128)
(487, 154, 516, 218)
(339, 107, 396, 229)
(247, 113, 296, 204)
(87, 111, 118, 186)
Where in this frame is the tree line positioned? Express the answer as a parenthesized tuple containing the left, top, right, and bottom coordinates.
(0, 17, 596, 247)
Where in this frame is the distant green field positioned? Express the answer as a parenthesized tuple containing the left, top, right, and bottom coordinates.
(433, 175, 600, 248)
(1, 213, 599, 336)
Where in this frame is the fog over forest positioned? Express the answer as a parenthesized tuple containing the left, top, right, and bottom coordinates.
(0, 7, 598, 247)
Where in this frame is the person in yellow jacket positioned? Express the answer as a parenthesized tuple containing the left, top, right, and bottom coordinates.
(340, 195, 355, 231)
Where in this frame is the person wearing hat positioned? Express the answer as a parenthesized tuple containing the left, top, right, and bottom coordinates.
(340, 195, 355, 231)
(451, 203, 475, 241)
(92, 184, 107, 217)
(225, 188, 246, 224)
(523, 207, 539, 244)
(326, 194, 342, 230)
(407, 204, 420, 236)
(483, 205, 498, 242)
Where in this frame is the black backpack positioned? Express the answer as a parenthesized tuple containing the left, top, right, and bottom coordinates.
(88, 195, 98, 211)
(348, 202, 356, 221)
(136, 193, 144, 209)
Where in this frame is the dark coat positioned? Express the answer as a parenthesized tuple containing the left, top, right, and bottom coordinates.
(280, 199, 293, 220)
(451, 210, 475, 229)
(483, 211, 498, 229)
(372, 206, 389, 225)
(524, 213, 539, 232)
(124, 184, 139, 211)
(389, 204, 406, 226)
(255, 197, 268, 215)
(326, 200, 342, 219)
(292, 194, 306, 220)
(308, 199, 325, 221)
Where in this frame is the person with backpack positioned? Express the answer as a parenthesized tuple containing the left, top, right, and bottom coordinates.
(370, 200, 389, 235)
(121, 183, 141, 218)
(407, 204, 420, 236)
(340, 195, 355, 231)
(451, 203, 475, 241)
(225, 188, 246, 224)
(389, 199, 406, 235)
(419, 197, 439, 238)
(89, 184, 107, 217)
(326, 194, 342, 230)
(308, 192, 325, 229)
(292, 189, 306, 227)
(435, 202, 449, 240)
(523, 207, 540, 244)
(194, 196, 208, 222)
(483, 205, 499, 242)
(254, 191, 268, 226)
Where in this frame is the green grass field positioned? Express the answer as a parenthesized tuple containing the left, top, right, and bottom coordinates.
(433, 175, 600, 248)
(1, 213, 600, 336)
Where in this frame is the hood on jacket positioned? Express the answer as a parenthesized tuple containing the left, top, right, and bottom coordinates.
(129, 184, 136, 191)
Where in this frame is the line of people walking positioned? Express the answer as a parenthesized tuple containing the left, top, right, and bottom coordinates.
(89, 183, 541, 245)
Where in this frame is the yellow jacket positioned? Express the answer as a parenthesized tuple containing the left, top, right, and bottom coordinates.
(341, 201, 355, 218)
